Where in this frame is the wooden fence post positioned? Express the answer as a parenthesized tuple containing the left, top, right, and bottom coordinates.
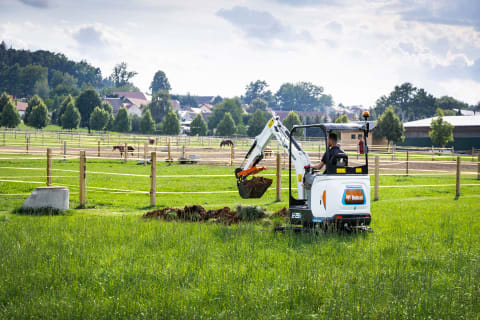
(472, 147, 475, 162)
(63, 141, 67, 161)
(26, 136, 29, 154)
(276, 152, 281, 201)
(124, 142, 128, 163)
(478, 154, 480, 180)
(79, 150, 86, 207)
(406, 151, 409, 176)
(432, 146, 434, 161)
(374, 155, 379, 201)
(144, 142, 148, 166)
(167, 140, 171, 161)
(230, 144, 234, 166)
(456, 156, 461, 197)
(150, 151, 156, 207)
(46, 148, 52, 186)
(3, 131, 5, 146)
(97, 141, 101, 158)
(42, 133, 44, 146)
(451, 146, 454, 161)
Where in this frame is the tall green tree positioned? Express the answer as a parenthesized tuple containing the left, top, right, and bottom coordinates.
(435, 96, 468, 112)
(247, 109, 269, 137)
(244, 80, 273, 105)
(113, 107, 131, 132)
(53, 95, 75, 125)
(24, 95, 44, 126)
(89, 106, 109, 131)
(76, 89, 101, 127)
(248, 98, 268, 113)
(375, 83, 436, 121)
(161, 111, 180, 135)
(140, 109, 155, 134)
(28, 103, 49, 129)
(0, 92, 10, 114)
(282, 111, 303, 137)
(374, 106, 405, 146)
(216, 112, 236, 136)
(275, 82, 332, 112)
(150, 70, 171, 95)
(100, 101, 114, 130)
(61, 102, 81, 129)
(429, 109, 454, 147)
(1, 99, 21, 128)
(335, 114, 349, 123)
(189, 114, 207, 136)
(148, 90, 172, 123)
(109, 62, 137, 87)
(208, 98, 243, 130)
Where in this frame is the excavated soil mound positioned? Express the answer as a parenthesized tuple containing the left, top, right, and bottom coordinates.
(239, 176, 273, 198)
(143, 205, 238, 225)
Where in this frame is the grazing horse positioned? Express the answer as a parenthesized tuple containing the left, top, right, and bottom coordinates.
(220, 139, 234, 147)
(112, 145, 135, 157)
(149, 138, 155, 145)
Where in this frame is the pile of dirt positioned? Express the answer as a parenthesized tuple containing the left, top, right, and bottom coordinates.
(238, 176, 273, 198)
(143, 205, 238, 225)
(272, 207, 289, 217)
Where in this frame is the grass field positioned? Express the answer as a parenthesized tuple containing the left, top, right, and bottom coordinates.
(1, 157, 480, 319)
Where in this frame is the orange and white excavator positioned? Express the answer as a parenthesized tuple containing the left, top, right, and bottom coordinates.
(235, 112, 373, 231)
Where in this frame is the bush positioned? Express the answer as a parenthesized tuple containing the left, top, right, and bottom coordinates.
(235, 205, 265, 221)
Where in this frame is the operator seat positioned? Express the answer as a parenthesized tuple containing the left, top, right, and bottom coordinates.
(329, 151, 348, 167)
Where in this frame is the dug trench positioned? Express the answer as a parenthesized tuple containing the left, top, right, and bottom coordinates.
(143, 205, 289, 225)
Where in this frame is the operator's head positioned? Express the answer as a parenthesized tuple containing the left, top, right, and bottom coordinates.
(328, 132, 338, 147)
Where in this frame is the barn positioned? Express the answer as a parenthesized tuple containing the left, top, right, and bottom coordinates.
(402, 116, 480, 150)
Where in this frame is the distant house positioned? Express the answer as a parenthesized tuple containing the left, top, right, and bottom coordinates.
(172, 100, 180, 111)
(339, 121, 386, 147)
(194, 96, 215, 105)
(14, 100, 28, 117)
(402, 115, 480, 150)
(103, 92, 150, 117)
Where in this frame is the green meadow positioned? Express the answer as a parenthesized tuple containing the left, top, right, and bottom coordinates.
(0, 156, 480, 319)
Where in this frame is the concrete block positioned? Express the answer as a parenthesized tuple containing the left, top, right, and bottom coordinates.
(22, 186, 69, 210)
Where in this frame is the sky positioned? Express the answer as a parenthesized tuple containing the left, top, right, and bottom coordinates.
(1, 0, 480, 107)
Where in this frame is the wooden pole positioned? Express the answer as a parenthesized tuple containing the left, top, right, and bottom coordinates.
(97, 141, 101, 158)
(432, 146, 434, 161)
(167, 140, 171, 161)
(42, 133, 44, 146)
(3, 131, 5, 146)
(79, 150, 86, 207)
(46, 148, 52, 186)
(276, 152, 281, 201)
(26, 136, 29, 154)
(63, 141, 67, 161)
(472, 147, 475, 162)
(150, 151, 156, 207)
(124, 142, 128, 163)
(230, 144, 234, 166)
(374, 155, 379, 201)
(456, 156, 461, 197)
(478, 154, 480, 180)
(406, 151, 409, 175)
(144, 142, 148, 166)
(451, 146, 454, 161)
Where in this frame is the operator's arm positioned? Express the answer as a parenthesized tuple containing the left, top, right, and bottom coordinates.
(311, 161, 325, 170)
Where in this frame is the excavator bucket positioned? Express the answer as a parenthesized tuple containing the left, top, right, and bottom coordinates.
(235, 168, 272, 199)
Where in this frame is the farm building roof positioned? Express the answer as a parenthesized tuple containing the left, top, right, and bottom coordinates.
(113, 91, 148, 101)
(404, 115, 480, 128)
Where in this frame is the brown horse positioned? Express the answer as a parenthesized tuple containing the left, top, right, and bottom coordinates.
(113, 145, 135, 157)
(149, 138, 155, 145)
(220, 139, 234, 147)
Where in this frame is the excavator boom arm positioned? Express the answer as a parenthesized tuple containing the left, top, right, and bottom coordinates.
(237, 117, 310, 199)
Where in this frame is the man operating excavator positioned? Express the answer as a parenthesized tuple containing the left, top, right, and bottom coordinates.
(311, 132, 347, 172)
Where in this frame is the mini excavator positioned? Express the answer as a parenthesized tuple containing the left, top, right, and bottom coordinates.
(235, 112, 372, 231)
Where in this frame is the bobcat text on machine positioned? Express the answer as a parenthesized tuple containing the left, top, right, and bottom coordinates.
(235, 112, 373, 231)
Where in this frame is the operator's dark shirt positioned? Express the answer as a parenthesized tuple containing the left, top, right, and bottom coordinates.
(321, 145, 343, 166)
